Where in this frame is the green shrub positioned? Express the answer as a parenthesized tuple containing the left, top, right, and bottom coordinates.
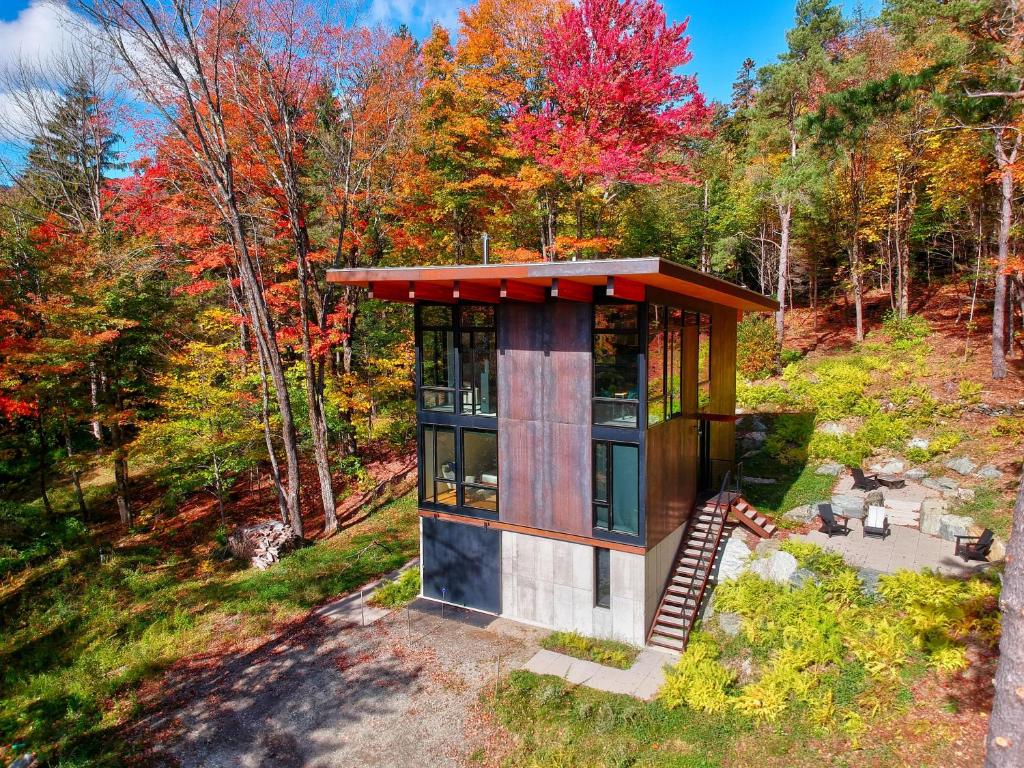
(790, 360, 872, 420)
(882, 311, 930, 341)
(660, 632, 736, 713)
(737, 315, 780, 379)
(369, 567, 420, 608)
(958, 380, 983, 405)
(736, 379, 797, 410)
(856, 412, 910, 450)
(991, 416, 1024, 441)
(540, 631, 640, 670)
(781, 348, 804, 366)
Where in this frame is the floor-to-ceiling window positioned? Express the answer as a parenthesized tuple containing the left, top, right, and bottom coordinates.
(417, 304, 499, 519)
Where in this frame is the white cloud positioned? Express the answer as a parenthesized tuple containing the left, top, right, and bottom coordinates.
(0, 86, 60, 141)
(366, 0, 467, 32)
(0, 1, 88, 78)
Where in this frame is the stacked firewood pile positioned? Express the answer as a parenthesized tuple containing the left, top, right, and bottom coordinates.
(228, 520, 301, 570)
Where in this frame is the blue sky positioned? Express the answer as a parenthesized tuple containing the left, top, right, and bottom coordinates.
(0, 0, 881, 174)
(0, 0, 882, 103)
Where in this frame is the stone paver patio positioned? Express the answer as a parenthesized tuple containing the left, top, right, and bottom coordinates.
(794, 517, 984, 577)
(524, 646, 677, 700)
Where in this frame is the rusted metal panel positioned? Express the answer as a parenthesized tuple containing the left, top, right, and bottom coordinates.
(498, 301, 592, 537)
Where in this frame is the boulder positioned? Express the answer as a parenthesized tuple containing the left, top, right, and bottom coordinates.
(923, 476, 959, 494)
(789, 567, 818, 588)
(939, 514, 975, 542)
(815, 462, 844, 477)
(975, 465, 1003, 481)
(783, 504, 818, 525)
(907, 437, 930, 451)
(905, 468, 929, 481)
(747, 550, 799, 585)
(717, 611, 743, 637)
(920, 498, 947, 536)
(864, 489, 885, 510)
(743, 476, 778, 485)
(717, 533, 752, 582)
(956, 487, 977, 503)
(832, 494, 866, 519)
(817, 421, 848, 436)
(228, 520, 301, 570)
(944, 457, 978, 476)
(857, 568, 883, 596)
(878, 459, 906, 474)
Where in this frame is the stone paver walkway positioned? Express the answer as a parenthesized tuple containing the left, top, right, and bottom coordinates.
(794, 517, 984, 577)
(524, 646, 677, 700)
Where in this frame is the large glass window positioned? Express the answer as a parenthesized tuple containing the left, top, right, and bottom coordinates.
(420, 425, 499, 514)
(593, 440, 639, 536)
(593, 303, 640, 428)
(647, 306, 665, 426)
(668, 308, 683, 416)
(698, 313, 712, 411)
(461, 429, 498, 511)
(420, 305, 457, 412)
(460, 306, 497, 416)
(595, 548, 611, 608)
(422, 424, 456, 506)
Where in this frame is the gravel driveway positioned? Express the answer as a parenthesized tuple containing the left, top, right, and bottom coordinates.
(149, 598, 543, 768)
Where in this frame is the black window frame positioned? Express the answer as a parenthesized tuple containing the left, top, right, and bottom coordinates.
(592, 300, 643, 429)
(594, 547, 611, 609)
(416, 302, 499, 521)
(592, 438, 641, 539)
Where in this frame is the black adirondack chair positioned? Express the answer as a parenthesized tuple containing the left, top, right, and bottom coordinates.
(817, 503, 851, 537)
(955, 529, 994, 562)
(851, 467, 880, 491)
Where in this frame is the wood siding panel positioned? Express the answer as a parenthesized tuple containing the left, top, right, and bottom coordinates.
(645, 317, 699, 549)
(498, 301, 592, 537)
(709, 307, 737, 479)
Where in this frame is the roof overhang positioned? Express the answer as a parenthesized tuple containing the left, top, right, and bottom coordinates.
(326, 257, 779, 313)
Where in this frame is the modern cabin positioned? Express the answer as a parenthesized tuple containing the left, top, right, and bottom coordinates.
(326, 257, 779, 651)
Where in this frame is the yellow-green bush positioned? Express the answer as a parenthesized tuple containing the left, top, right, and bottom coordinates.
(660, 543, 999, 734)
(540, 631, 639, 670)
(659, 632, 735, 713)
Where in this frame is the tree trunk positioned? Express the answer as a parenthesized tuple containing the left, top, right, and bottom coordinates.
(62, 404, 88, 519)
(36, 407, 54, 518)
(849, 239, 865, 342)
(257, 352, 289, 525)
(775, 201, 791, 355)
(700, 179, 710, 272)
(984, 474, 1024, 767)
(89, 362, 102, 442)
(992, 130, 1019, 380)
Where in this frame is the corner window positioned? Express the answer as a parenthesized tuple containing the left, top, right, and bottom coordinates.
(647, 306, 665, 426)
(419, 305, 456, 412)
(422, 424, 456, 506)
(593, 440, 639, 537)
(595, 548, 611, 608)
(593, 303, 640, 428)
(668, 308, 682, 416)
(460, 306, 497, 416)
(461, 429, 498, 511)
(698, 313, 711, 411)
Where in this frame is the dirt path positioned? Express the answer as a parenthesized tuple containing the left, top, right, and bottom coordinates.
(137, 599, 541, 768)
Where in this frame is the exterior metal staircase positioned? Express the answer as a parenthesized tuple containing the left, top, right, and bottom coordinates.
(647, 479, 776, 653)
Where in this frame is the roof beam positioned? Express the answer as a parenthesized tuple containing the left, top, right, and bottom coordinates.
(409, 281, 455, 303)
(453, 281, 500, 303)
(370, 281, 414, 302)
(606, 276, 646, 302)
(550, 278, 593, 302)
(500, 279, 546, 303)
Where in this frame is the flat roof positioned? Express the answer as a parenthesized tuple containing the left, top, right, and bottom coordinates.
(326, 257, 778, 313)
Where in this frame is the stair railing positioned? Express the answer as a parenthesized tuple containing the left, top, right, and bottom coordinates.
(677, 470, 733, 647)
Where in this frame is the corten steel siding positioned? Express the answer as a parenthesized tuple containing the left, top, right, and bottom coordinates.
(497, 300, 593, 537)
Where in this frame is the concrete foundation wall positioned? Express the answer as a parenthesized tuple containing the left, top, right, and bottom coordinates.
(644, 521, 685, 632)
(500, 530, 646, 646)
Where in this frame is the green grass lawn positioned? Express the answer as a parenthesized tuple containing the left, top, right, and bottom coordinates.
(0, 492, 420, 767)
